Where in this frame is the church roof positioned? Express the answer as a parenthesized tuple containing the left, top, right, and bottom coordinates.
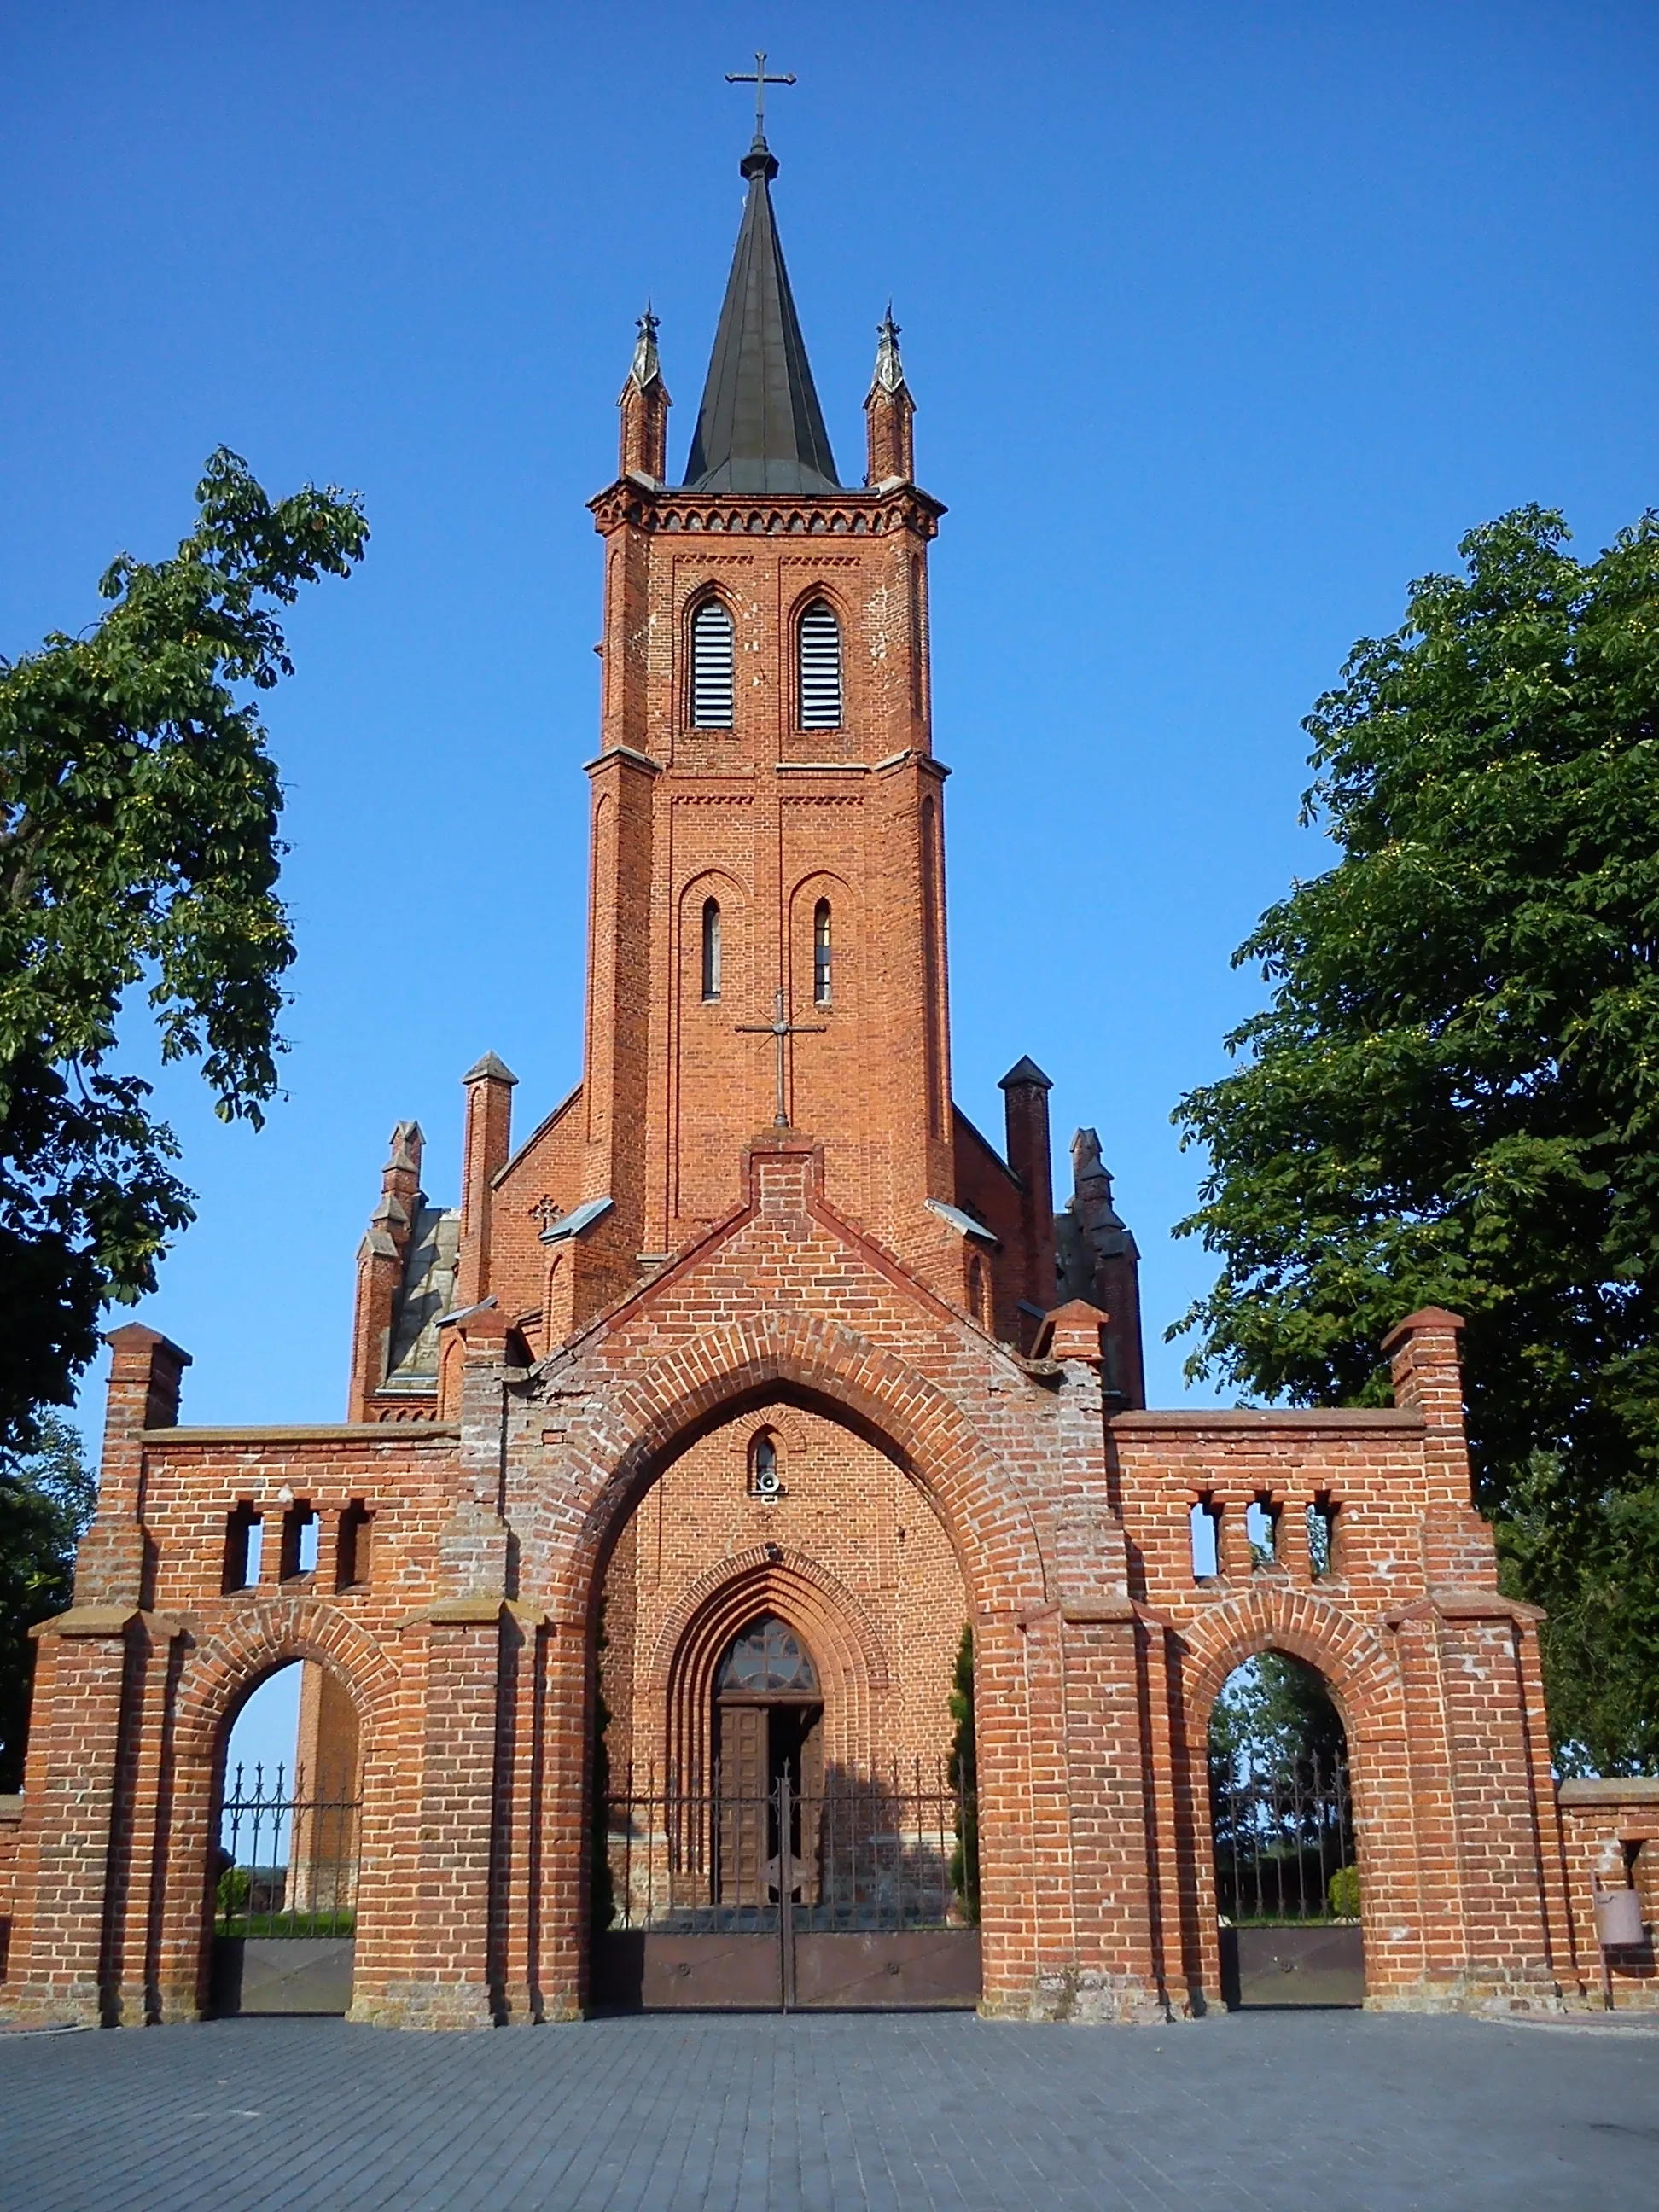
(683, 136, 841, 496)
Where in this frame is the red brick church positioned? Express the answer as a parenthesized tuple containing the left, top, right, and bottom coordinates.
(2, 120, 1650, 2028)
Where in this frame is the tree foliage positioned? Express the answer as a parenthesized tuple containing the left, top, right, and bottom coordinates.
(1174, 505, 1659, 1774)
(947, 1622, 978, 1924)
(0, 1415, 96, 1790)
(0, 451, 366, 1452)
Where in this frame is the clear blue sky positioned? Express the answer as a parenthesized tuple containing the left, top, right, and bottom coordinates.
(4, 0, 1656, 1452)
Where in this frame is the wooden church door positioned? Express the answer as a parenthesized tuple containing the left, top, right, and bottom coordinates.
(714, 1616, 823, 1906)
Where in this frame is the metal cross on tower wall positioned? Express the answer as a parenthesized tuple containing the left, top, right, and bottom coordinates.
(725, 50, 795, 137)
(736, 989, 825, 1130)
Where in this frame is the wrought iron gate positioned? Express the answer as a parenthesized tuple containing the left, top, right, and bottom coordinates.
(211, 1761, 360, 2016)
(1210, 1745, 1365, 2007)
(593, 1760, 981, 2011)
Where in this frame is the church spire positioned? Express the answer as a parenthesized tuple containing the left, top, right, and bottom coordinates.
(682, 132, 840, 495)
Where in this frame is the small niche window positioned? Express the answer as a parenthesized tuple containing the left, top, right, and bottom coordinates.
(1246, 1495, 1279, 1568)
(701, 897, 723, 1000)
(690, 597, 735, 729)
(748, 1431, 783, 1499)
(719, 1615, 818, 1693)
(1307, 1496, 1338, 1580)
(336, 1499, 374, 1592)
(968, 1254, 990, 1329)
(280, 1500, 317, 1581)
(798, 598, 843, 729)
(224, 1503, 263, 1593)
(812, 899, 832, 1006)
(1190, 1497, 1220, 1580)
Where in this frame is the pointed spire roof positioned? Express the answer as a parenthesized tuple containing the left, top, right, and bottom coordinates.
(683, 135, 840, 495)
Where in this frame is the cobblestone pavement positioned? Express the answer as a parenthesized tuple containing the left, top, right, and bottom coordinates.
(2, 2010, 1656, 2211)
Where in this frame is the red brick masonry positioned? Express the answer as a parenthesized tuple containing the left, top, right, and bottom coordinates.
(0, 1225, 1633, 2028)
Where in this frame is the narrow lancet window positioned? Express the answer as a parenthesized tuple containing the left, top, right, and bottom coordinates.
(812, 899, 832, 1006)
(701, 898, 722, 1001)
(690, 598, 735, 728)
(798, 599, 842, 729)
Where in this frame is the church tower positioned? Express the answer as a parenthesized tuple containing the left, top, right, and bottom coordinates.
(395, 112, 1084, 1374)
(584, 126, 953, 1277)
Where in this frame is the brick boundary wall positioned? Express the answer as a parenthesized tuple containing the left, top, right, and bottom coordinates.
(1557, 1778, 1659, 2009)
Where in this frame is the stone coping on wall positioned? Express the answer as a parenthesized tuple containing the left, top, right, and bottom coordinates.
(1558, 1778, 1659, 1803)
(1108, 1408, 1425, 1434)
(137, 1423, 460, 1445)
(0, 1796, 20, 1822)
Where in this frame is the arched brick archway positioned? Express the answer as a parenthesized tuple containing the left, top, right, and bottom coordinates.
(160, 1601, 400, 2022)
(649, 1546, 891, 1788)
(529, 1313, 1043, 2017)
(175, 1599, 399, 1765)
(1175, 1588, 1417, 2006)
(1178, 1588, 1406, 1751)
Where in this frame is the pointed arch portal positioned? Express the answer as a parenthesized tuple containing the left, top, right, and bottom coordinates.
(593, 1541, 981, 2013)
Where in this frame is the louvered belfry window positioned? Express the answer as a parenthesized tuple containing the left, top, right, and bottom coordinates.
(690, 598, 735, 728)
(798, 599, 842, 730)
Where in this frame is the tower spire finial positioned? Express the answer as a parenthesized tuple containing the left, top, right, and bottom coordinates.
(864, 300, 916, 486)
(725, 49, 795, 146)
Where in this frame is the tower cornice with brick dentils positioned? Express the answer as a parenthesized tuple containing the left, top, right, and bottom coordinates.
(586, 481, 945, 541)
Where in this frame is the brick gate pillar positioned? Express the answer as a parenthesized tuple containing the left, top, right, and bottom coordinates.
(1, 1326, 193, 2029)
(1380, 1309, 1567, 2005)
(352, 1306, 520, 2028)
(351, 1602, 512, 2029)
(991, 1300, 1166, 2021)
(3, 1614, 139, 2026)
(533, 1615, 591, 2020)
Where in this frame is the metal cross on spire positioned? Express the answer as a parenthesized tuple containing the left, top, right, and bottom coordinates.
(725, 49, 795, 138)
(736, 989, 824, 1129)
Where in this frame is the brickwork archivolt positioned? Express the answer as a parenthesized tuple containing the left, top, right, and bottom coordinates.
(652, 1548, 889, 1785)
(172, 1598, 399, 1764)
(1176, 1586, 1406, 1751)
(646, 1547, 890, 1699)
(550, 1307, 1049, 1621)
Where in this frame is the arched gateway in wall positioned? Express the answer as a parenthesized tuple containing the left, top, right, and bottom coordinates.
(576, 1361, 987, 2012)
(0, 113, 1601, 2031)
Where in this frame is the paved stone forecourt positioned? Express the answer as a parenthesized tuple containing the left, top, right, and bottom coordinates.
(1, 2011, 1656, 2210)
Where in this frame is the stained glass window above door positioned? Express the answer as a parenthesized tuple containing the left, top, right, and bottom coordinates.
(718, 1615, 819, 1694)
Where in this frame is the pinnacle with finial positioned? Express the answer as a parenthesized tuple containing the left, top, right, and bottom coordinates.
(872, 302, 906, 394)
(630, 300, 661, 390)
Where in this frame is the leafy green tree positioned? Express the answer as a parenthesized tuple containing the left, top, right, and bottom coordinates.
(0, 1415, 96, 1789)
(1208, 1652, 1345, 1788)
(0, 450, 366, 1455)
(1174, 505, 1659, 1773)
(947, 1623, 978, 1924)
